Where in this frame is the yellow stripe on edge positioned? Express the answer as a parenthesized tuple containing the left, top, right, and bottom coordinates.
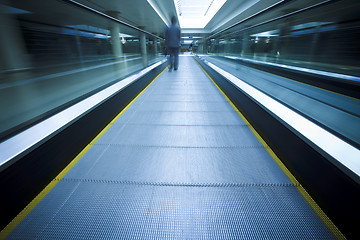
(193, 57, 346, 240)
(0, 65, 168, 239)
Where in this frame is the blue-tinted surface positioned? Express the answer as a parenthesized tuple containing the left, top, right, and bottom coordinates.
(8, 57, 334, 239)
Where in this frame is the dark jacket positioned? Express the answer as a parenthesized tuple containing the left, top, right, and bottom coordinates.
(165, 23, 181, 48)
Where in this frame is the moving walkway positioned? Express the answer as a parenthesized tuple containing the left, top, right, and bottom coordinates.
(2, 56, 353, 239)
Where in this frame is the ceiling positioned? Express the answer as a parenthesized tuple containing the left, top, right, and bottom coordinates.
(72, 0, 329, 39)
(71, 0, 277, 37)
(74, 0, 174, 37)
(6, 0, 335, 41)
(172, 0, 228, 28)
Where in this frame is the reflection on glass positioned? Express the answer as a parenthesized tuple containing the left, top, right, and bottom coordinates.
(0, 0, 164, 140)
(197, 0, 360, 77)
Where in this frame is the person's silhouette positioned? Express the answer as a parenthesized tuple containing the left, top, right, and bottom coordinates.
(165, 16, 181, 71)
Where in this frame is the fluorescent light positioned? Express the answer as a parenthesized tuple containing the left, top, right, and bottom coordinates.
(181, 36, 202, 39)
(250, 30, 279, 37)
(119, 33, 134, 38)
(174, 0, 227, 28)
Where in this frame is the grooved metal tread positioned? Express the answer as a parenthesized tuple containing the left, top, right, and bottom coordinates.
(7, 57, 335, 239)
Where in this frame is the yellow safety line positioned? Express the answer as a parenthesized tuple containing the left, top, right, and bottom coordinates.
(193, 57, 346, 240)
(0, 65, 168, 239)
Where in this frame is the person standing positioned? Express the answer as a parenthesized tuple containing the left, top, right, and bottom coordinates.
(165, 16, 181, 71)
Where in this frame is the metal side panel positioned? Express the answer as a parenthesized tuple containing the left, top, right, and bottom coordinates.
(7, 56, 335, 239)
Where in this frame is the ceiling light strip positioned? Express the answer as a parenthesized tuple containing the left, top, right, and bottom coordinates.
(204, 0, 215, 16)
